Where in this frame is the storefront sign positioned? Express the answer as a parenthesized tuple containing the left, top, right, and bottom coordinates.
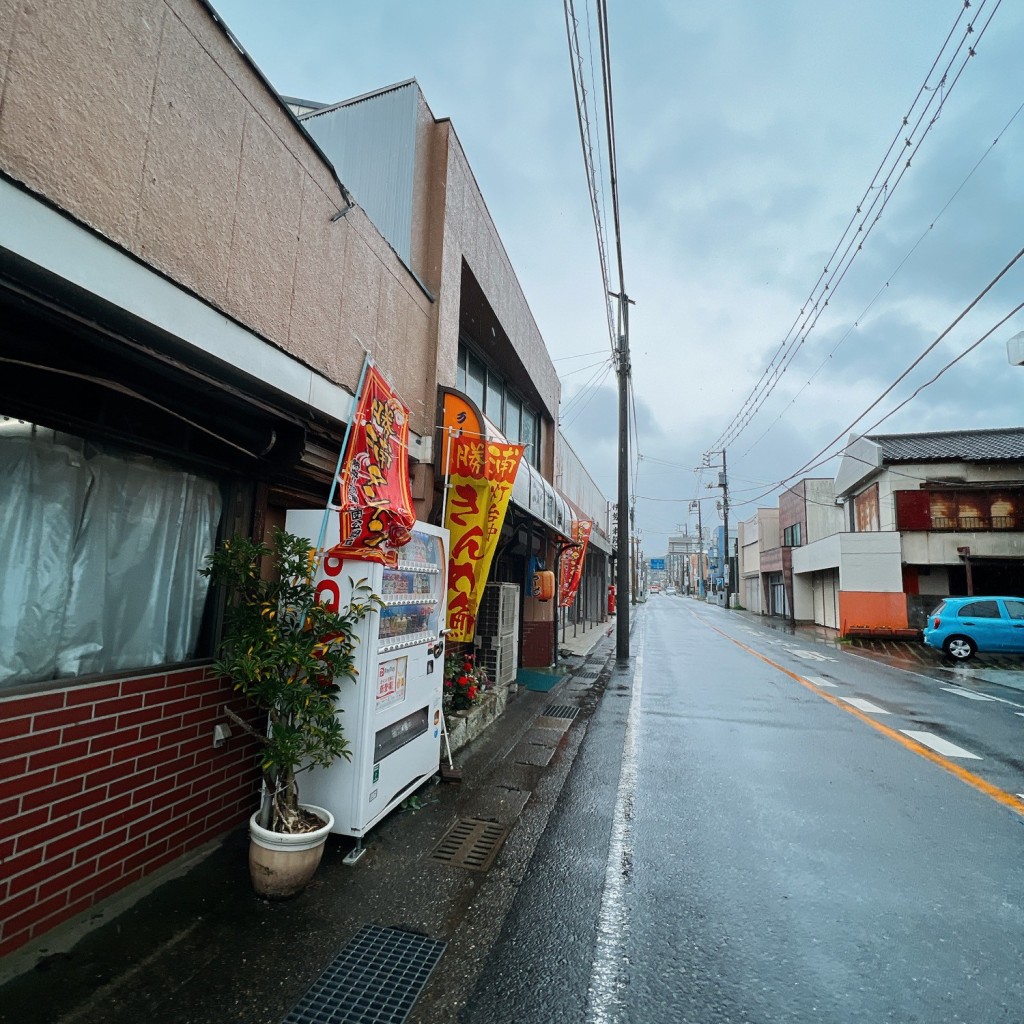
(559, 519, 593, 608)
(444, 435, 524, 642)
(331, 362, 416, 567)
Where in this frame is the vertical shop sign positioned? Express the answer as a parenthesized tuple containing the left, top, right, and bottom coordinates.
(330, 362, 416, 567)
(444, 435, 524, 642)
(559, 519, 593, 608)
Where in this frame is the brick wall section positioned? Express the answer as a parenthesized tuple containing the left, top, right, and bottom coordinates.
(0, 667, 260, 958)
(521, 621, 554, 668)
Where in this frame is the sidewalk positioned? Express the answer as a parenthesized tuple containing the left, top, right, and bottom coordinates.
(0, 621, 617, 1024)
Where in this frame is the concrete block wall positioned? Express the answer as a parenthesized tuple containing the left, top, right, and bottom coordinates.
(0, 668, 259, 957)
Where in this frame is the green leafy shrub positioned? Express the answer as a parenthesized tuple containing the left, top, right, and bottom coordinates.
(201, 527, 381, 833)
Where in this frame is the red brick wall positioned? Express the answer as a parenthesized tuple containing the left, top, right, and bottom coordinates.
(521, 620, 554, 667)
(0, 667, 259, 958)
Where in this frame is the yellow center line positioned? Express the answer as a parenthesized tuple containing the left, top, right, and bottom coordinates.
(698, 615, 1024, 819)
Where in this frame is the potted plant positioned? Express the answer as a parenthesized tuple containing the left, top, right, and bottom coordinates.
(201, 527, 380, 898)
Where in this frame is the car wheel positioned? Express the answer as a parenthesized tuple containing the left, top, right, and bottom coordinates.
(944, 635, 976, 661)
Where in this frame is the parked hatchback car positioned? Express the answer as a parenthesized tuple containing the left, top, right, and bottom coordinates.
(922, 596, 1024, 660)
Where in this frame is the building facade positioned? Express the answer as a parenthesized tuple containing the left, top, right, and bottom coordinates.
(0, 0, 592, 958)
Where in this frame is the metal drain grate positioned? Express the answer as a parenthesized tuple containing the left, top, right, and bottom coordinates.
(430, 817, 508, 872)
(575, 669, 600, 679)
(543, 704, 580, 720)
(281, 924, 445, 1024)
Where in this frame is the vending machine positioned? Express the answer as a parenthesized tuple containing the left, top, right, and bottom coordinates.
(285, 509, 448, 841)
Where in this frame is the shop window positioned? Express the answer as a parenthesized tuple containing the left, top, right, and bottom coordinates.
(485, 372, 503, 423)
(456, 342, 542, 466)
(504, 394, 522, 446)
(521, 410, 539, 469)
(0, 424, 223, 689)
(466, 353, 485, 410)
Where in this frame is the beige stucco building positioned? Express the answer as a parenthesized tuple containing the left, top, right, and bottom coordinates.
(0, 0, 598, 960)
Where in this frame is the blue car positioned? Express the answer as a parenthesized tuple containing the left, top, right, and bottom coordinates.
(922, 595, 1024, 660)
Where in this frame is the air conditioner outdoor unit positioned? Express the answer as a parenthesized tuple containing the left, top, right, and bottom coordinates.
(475, 582, 520, 688)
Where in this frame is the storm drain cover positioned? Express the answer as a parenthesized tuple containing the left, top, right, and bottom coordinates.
(281, 924, 445, 1024)
(430, 817, 508, 872)
(544, 704, 580, 720)
(576, 668, 601, 679)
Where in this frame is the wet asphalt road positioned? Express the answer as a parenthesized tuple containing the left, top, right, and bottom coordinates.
(459, 599, 1024, 1023)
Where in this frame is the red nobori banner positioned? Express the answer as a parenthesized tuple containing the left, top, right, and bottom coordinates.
(444, 435, 525, 642)
(330, 363, 416, 567)
(559, 519, 593, 608)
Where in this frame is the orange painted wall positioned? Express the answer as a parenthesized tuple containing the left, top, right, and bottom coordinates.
(839, 592, 909, 634)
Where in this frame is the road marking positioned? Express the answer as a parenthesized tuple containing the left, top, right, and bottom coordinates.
(789, 649, 837, 662)
(941, 686, 998, 702)
(803, 676, 837, 688)
(586, 619, 643, 1022)
(900, 731, 981, 759)
(841, 697, 889, 714)
(694, 614, 1024, 817)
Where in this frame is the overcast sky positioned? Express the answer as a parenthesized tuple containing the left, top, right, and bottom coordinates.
(211, 0, 1024, 552)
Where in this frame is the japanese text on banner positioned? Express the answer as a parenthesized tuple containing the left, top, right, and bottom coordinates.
(444, 436, 524, 642)
(331, 363, 416, 567)
(559, 519, 593, 608)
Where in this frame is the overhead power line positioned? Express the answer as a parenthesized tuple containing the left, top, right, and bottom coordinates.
(708, 0, 1003, 456)
(738, 92, 1024, 464)
(726, 244, 1024, 513)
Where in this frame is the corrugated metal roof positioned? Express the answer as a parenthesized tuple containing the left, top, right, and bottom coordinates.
(867, 427, 1024, 462)
(300, 81, 419, 266)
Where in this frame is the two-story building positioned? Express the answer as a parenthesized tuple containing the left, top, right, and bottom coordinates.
(738, 508, 778, 614)
(0, 0, 593, 960)
(789, 428, 1024, 635)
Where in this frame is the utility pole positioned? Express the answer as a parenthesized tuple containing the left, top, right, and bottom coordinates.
(689, 499, 704, 597)
(613, 293, 633, 661)
(703, 449, 730, 607)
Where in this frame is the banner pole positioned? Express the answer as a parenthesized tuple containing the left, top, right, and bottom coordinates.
(439, 426, 456, 526)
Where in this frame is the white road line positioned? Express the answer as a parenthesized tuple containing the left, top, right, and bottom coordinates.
(900, 730, 981, 759)
(585, 618, 642, 1022)
(789, 648, 837, 662)
(804, 676, 837, 688)
(1017, 712, 1024, 719)
(841, 697, 890, 714)
(940, 686, 998, 702)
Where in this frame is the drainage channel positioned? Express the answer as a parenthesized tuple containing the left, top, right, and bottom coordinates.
(281, 924, 446, 1024)
(430, 817, 509, 872)
(543, 704, 580, 720)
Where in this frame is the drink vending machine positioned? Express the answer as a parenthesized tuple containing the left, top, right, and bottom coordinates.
(285, 510, 449, 840)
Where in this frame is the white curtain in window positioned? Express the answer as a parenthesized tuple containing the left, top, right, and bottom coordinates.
(0, 437, 222, 687)
(0, 438, 91, 683)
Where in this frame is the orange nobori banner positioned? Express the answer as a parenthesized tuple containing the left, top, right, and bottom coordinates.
(444, 435, 525, 642)
(558, 519, 593, 608)
(330, 362, 416, 567)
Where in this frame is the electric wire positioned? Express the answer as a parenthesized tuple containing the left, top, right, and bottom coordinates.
(724, 282, 1024, 515)
(738, 92, 1024, 464)
(708, 0, 1001, 455)
(563, 0, 617, 354)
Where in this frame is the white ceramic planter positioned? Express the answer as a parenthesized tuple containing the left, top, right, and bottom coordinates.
(248, 804, 334, 899)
